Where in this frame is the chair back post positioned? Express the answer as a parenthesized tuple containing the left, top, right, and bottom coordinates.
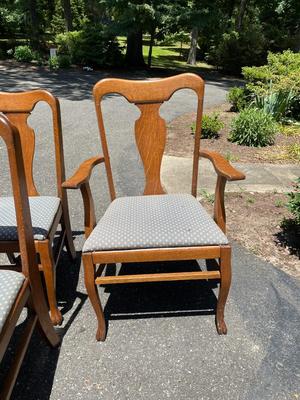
(0, 114, 37, 277)
(0, 90, 67, 200)
(93, 73, 204, 198)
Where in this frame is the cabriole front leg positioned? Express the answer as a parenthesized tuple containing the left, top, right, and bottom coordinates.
(216, 245, 231, 335)
(83, 253, 107, 341)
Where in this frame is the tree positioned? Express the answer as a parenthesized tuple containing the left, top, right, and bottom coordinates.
(61, 0, 73, 31)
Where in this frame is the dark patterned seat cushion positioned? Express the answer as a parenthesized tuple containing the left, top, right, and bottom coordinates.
(0, 196, 60, 241)
(0, 270, 25, 334)
(83, 193, 228, 253)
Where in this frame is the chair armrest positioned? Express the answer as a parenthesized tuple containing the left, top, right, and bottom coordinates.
(62, 156, 105, 238)
(199, 150, 245, 181)
(62, 156, 105, 189)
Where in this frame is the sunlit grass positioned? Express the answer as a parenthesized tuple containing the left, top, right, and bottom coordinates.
(117, 36, 213, 71)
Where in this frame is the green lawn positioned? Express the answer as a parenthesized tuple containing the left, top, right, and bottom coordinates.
(118, 36, 213, 71)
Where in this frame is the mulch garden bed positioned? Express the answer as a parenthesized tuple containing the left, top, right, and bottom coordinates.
(166, 103, 300, 163)
(202, 192, 300, 279)
(166, 103, 300, 279)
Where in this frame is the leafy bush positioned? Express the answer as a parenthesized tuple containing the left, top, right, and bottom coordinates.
(227, 87, 250, 111)
(286, 178, 300, 224)
(206, 22, 267, 74)
(48, 56, 59, 70)
(55, 24, 123, 67)
(230, 108, 278, 147)
(58, 54, 71, 68)
(243, 51, 300, 121)
(14, 45, 33, 62)
(243, 51, 300, 95)
(191, 113, 224, 138)
(201, 114, 224, 138)
(253, 89, 296, 121)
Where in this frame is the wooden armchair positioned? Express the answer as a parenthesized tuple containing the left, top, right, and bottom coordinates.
(0, 90, 76, 325)
(63, 73, 245, 341)
(0, 115, 59, 399)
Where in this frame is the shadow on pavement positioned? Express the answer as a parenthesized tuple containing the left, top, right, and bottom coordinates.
(0, 62, 242, 101)
(0, 249, 86, 400)
(102, 260, 218, 327)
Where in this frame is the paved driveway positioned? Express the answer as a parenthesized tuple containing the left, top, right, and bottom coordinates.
(0, 65, 299, 400)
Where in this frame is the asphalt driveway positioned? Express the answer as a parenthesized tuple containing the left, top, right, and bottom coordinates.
(0, 64, 299, 400)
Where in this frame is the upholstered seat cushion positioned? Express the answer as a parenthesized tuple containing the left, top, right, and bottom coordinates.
(0, 270, 25, 334)
(0, 196, 61, 241)
(83, 193, 228, 253)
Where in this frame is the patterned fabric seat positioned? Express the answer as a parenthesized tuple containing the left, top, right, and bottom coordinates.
(83, 193, 228, 253)
(0, 196, 60, 241)
(0, 270, 25, 334)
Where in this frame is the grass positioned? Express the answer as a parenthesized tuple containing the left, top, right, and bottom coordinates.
(118, 36, 213, 71)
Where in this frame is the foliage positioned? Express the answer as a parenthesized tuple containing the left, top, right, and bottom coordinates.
(286, 144, 300, 161)
(191, 113, 224, 138)
(55, 24, 122, 67)
(48, 56, 59, 70)
(227, 87, 250, 111)
(58, 54, 71, 68)
(243, 51, 300, 95)
(206, 21, 267, 74)
(243, 51, 300, 120)
(230, 108, 278, 147)
(201, 113, 224, 138)
(280, 124, 300, 136)
(286, 178, 300, 224)
(13, 45, 34, 62)
(253, 89, 296, 122)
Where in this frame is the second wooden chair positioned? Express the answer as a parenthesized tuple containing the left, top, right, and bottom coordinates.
(0, 90, 76, 325)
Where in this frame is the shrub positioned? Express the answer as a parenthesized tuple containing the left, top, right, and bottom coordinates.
(14, 45, 33, 62)
(227, 87, 250, 111)
(201, 114, 224, 138)
(286, 178, 300, 224)
(55, 24, 123, 67)
(191, 113, 224, 138)
(48, 56, 59, 70)
(253, 89, 296, 121)
(58, 54, 71, 68)
(206, 22, 267, 74)
(230, 108, 278, 147)
(242, 51, 300, 120)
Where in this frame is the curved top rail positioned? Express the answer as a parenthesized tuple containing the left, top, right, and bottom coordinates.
(0, 89, 58, 113)
(93, 73, 204, 105)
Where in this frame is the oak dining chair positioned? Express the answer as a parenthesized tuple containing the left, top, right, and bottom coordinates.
(0, 90, 76, 325)
(0, 114, 59, 400)
(63, 73, 245, 341)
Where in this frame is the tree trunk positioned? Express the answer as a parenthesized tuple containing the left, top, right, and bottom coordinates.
(235, 0, 248, 32)
(28, 0, 39, 48)
(147, 28, 155, 67)
(61, 0, 73, 31)
(187, 27, 198, 65)
(125, 30, 146, 68)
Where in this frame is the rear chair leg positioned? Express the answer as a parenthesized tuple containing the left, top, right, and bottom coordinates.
(61, 212, 76, 260)
(39, 241, 63, 326)
(216, 245, 232, 335)
(83, 253, 107, 341)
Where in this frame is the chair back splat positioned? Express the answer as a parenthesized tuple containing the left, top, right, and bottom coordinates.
(93, 73, 205, 198)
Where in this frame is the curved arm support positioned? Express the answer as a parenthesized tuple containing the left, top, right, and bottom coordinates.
(62, 156, 105, 189)
(62, 156, 104, 238)
(199, 150, 245, 181)
(199, 150, 245, 233)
